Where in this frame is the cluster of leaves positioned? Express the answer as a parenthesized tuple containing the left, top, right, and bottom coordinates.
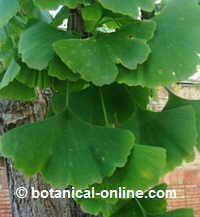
(0, 0, 200, 216)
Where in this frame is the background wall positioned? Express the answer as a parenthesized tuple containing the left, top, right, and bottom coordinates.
(0, 160, 11, 217)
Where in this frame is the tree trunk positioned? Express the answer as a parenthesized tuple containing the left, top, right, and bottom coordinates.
(0, 96, 93, 217)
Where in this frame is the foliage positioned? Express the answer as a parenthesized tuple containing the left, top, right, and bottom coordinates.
(0, 0, 199, 216)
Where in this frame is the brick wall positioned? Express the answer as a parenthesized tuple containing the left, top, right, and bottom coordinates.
(162, 157, 200, 217)
(0, 159, 11, 217)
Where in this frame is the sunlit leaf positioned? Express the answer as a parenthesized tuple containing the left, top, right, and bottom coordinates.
(98, 0, 156, 19)
(54, 20, 155, 85)
(118, 0, 200, 87)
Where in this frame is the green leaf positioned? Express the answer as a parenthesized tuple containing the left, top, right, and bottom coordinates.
(81, 3, 103, 32)
(111, 201, 193, 217)
(98, 0, 156, 19)
(17, 64, 52, 88)
(0, 0, 19, 28)
(0, 110, 134, 188)
(122, 106, 197, 171)
(140, 184, 168, 214)
(0, 59, 21, 89)
(51, 92, 67, 114)
(0, 79, 36, 101)
(48, 57, 80, 81)
(19, 22, 72, 70)
(69, 84, 150, 125)
(108, 185, 193, 217)
(77, 145, 166, 217)
(165, 91, 200, 151)
(81, 3, 103, 21)
(64, 0, 86, 8)
(152, 209, 194, 217)
(33, 0, 65, 9)
(34, 0, 86, 9)
(118, 0, 200, 87)
(54, 20, 156, 86)
(0, 28, 15, 70)
(93, 184, 168, 217)
(52, 6, 69, 26)
(19, 0, 52, 23)
(111, 184, 167, 217)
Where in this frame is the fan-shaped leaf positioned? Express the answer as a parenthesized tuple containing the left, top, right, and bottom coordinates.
(0, 79, 36, 101)
(0, 28, 14, 70)
(98, 0, 156, 19)
(19, 22, 73, 70)
(0, 59, 21, 89)
(54, 20, 156, 86)
(165, 91, 200, 151)
(117, 0, 200, 87)
(0, 110, 134, 188)
(111, 201, 193, 217)
(48, 57, 79, 81)
(64, 0, 86, 8)
(152, 209, 194, 217)
(122, 106, 197, 171)
(77, 145, 166, 217)
(33, 0, 65, 9)
(69, 84, 136, 125)
(0, 0, 19, 28)
(111, 184, 168, 217)
(17, 64, 52, 88)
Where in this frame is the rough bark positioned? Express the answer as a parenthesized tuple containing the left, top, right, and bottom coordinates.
(0, 95, 94, 217)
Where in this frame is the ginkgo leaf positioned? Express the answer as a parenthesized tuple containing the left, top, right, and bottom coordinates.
(0, 79, 36, 101)
(108, 184, 193, 217)
(0, 28, 14, 70)
(54, 20, 156, 86)
(69, 84, 150, 125)
(109, 184, 168, 217)
(19, 22, 73, 70)
(16, 64, 52, 88)
(111, 200, 193, 217)
(34, 0, 86, 9)
(51, 6, 70, 27)
(64, 0, 86, 8)
(82, 184, 167, 217)
(77, 145, 166, 217)
(117, 0, 200, 87)
(0, 110, 134, 189)
(33, 0, 65, 9)
(151, 209, 194, 217)
(0, 59, 21, 89)
(98, 0, 156, 19)
(0, 0, 19, 28)
(48, 57, 79, 81)
(165, 91, 200, 151)
(69, 84, 136, 125)
(122, 106, 197, 171)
